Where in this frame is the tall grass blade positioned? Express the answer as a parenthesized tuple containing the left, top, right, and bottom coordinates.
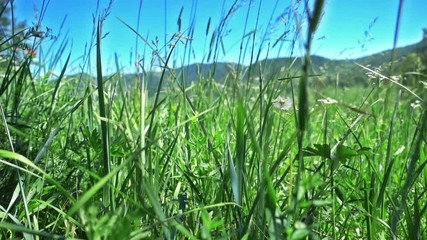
(142, 181, 172, 239)
(137, 70, 147, 193)
(377, 90, 401, 210)
(228, 133, 239, 204)
(0, 222, 67, 240)
(33, 121, 62, 164)
(295, 0, 325, 219)
(96, 19, 111, 209)
(235, 99, 245, 206)
(50, 51, 71, 114)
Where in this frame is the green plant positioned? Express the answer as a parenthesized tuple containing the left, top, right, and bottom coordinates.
(0, 0, 426, 239)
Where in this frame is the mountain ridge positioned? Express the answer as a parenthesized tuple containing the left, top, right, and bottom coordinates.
(172, 38, 427, 84)
(69, 39, 426, 92)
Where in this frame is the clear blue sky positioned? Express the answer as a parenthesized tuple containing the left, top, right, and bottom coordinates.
(13, 0, 427, 74)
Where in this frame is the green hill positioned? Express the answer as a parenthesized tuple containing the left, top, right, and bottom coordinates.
(90, 38, 427, 94)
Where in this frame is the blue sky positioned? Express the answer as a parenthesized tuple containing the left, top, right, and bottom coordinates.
(13, 0, 427, 74)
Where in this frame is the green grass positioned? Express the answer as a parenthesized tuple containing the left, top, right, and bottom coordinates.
(1, 0, 426, 239)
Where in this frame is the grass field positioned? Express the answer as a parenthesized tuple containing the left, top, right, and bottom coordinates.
(0, 0, 426, 239)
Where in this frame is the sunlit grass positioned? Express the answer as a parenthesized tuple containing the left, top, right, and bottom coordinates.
(0, 0, 426, 239)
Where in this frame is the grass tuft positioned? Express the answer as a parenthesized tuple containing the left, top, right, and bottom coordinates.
(0, 0, 426, 239)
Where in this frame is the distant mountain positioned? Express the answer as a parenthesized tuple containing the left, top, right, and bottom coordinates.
(247, 39, 427, 87)
(354, 39, 427, 66)
(72, 39, 426, 93)
(175, 62, 243, 83)
(179, 39, 426, 87)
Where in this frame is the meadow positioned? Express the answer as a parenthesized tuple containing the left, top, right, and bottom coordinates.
(0, 0, 426, 239)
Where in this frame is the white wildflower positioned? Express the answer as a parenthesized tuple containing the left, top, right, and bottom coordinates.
(356, 228, 361, 237)
(410, 100, 421, 109)
(366, 72, 376, 79)
(366, 66, 386, 80)
(272, 97, 293, 111)
(390, 75, 400, 81)
(394, 146, 405, 156)
(318, 97, 338, 105)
